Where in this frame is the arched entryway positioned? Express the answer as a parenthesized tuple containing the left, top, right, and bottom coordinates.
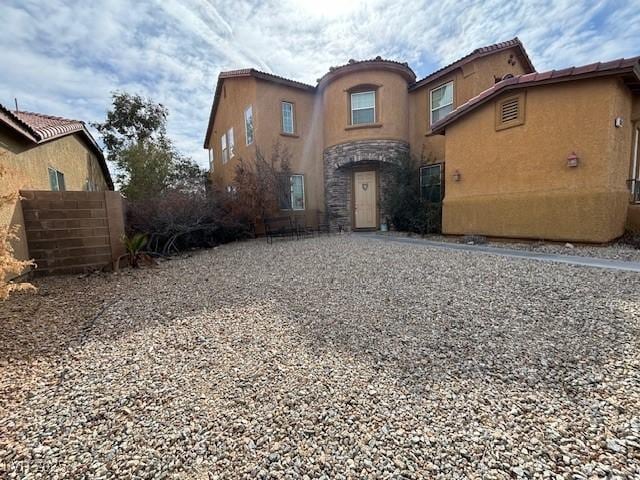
(323, 139, 409, 231)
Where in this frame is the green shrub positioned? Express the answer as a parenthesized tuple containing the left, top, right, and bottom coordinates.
(384, 153, 442, 235)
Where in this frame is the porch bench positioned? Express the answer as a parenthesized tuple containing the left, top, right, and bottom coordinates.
(264, 215, 298, 243)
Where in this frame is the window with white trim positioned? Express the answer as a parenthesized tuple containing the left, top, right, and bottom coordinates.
(244, 105, 254, 145)
(221, 134, 228, 164)
(430, 81, 454, 124)
(209, 148, 215, 171)
(282, 102, 294, 134)
(279, 174, 305, 210)
(630, 125, 640, 203)
(227, 128, 235, 158)
(48, 167, 65, 191)
(351, 91, 375, 125)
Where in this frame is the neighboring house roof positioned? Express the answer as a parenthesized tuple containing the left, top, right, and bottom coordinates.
(0, 103, 114, 189)
(409, 38, 535, 92)
(431, 56, 640, 134)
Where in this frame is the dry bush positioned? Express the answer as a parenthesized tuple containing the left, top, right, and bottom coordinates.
(126, 190, 250, 256)
(229, 143, 291, 225)
(0, 163, 35, 300)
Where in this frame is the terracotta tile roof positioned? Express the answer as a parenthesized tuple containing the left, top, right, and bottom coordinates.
(11, 110, 86, 142)
(219, 68, 315, 90)
(317, 57, 416, 85)
(0, 104, 113, 189)
(431, 56, 640, 134)
(409, 38, 535, 91)
(203, 39, 532, 148)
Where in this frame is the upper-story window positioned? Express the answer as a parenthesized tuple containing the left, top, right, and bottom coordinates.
(282, 101, 295, 134)
(220, 128, 234, 163)
(430, 81, 454, 125)
(221, 133, 228, 164)
(351, 91, 375, 125)
(48, 167, 65, 191)
(244, 106, 254, 145)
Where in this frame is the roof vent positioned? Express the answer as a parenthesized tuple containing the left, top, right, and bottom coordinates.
(348, 59, 356, 64)
(500, 97, 519, 123)
(375, 56, 382, 61)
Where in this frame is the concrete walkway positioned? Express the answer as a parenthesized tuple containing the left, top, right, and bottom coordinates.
(358, 233, 640, 273)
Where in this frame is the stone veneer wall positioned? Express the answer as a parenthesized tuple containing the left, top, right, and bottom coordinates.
(323, 139, 409, 231)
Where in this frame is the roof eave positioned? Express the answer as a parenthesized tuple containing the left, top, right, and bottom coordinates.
(409, 39, 534, 92)
(432, 62, 640, 134)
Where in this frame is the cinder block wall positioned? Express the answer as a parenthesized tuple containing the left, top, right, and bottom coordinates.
(20, 190, 125, 276)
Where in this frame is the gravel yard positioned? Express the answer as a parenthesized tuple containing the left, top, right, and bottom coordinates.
(1, 235, 639, 479)
(405, 233, 640, 263)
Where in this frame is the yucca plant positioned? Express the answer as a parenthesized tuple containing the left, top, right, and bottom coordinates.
(122, 233, 149, 268)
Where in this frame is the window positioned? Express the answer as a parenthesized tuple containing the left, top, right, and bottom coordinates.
(279, 174, 305, 210)
(351, 91, 375, 125)
(209, 148, 215, 171)
(430, 81, 454, 125)
(495, 93, 525, 130)
(282, 102, 294, 134)
(630, 125, 640, 203)
(244, 105, 254, 145)
(227, 128, 235, 158)
(420, 164, 442, 203)
(221, 134, 228, 164)
(48, 167, 65, 191)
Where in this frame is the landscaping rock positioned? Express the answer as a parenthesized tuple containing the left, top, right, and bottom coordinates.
(1, 236, 638, 478)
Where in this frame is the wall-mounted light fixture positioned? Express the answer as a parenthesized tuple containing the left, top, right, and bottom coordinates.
(567, 152, 579, 168)
(614, 117, 624, 128)
(452, 169, 462, 181)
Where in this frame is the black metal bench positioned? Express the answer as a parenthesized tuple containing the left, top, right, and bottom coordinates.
(264, 215, 298, 243)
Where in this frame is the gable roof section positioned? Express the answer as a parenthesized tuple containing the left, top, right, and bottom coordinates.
(431, 56, 640, 134)
(0, 104, 113, 189)
(203, 69, 315, 148)
(203, 39, 534, 148)
(409, 38, 535, 92)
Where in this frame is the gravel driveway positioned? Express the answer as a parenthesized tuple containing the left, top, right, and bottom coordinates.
(1, 235, 639, 479)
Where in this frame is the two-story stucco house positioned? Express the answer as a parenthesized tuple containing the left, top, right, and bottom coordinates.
(204, 38, 640, 243)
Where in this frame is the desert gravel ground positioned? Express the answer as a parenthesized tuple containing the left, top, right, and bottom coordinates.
(1, 235, 639, 479)
(397, 233, 640, 263)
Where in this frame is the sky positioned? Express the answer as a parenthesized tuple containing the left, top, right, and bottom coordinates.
(1, 0, 640, 170)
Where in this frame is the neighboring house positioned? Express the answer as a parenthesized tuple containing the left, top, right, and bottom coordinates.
(204, 38, 640, 242)
(0, 104, 114, 266)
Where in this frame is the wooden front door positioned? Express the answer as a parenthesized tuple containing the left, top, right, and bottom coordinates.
(354, 170, 377, 229)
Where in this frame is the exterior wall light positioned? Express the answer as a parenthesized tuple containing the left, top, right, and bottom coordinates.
(567, 152, 579, 168)
(452, 169, 462, 181)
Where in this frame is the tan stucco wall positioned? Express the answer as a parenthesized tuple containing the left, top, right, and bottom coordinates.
(409, 47, 530, 162)
(207, 77, 325, 220)
(254, 80, 324, 218)
(442, 78, 635, 242)
(321, 68, 410, 148)
(0, 127, 110, 268)
(207, 76, 257, 187)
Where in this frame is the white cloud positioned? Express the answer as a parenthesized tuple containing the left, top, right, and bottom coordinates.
(1, 0, 639, 170)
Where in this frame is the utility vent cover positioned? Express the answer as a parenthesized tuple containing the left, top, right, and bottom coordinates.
(501, 97, 519, 123)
